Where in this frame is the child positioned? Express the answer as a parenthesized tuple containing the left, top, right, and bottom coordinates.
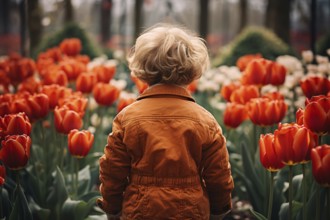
(97, 23, 234, 220)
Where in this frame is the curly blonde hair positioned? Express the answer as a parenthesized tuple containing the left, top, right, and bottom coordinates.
(127, 23, 210, 86)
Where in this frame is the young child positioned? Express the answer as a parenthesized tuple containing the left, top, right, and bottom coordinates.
(97, 23, 234, 220)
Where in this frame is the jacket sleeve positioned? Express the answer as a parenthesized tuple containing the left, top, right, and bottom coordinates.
(202, 123, 234, 215)
(97, 114, 131, 215)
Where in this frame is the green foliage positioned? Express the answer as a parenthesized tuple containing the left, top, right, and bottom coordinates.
(33, 22, 102, 59)
(316, 32, 330, 56)
(212, 26, 294, 67)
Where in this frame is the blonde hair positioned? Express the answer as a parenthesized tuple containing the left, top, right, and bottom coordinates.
(127, 23, 210, 86)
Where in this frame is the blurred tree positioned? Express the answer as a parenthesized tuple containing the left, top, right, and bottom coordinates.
(265, 0, 291, 44)
(64, 0, 74, 23)
(100, 0, 112, 45)
(28, 0, 42, 52)
(199, 0, 209, 39)
(239, 0, 247, 33)
(0, 0, 10, 33)
(134, 0, 143, 40)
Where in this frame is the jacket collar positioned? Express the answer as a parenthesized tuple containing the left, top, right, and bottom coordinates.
(137, 84, 195, 102)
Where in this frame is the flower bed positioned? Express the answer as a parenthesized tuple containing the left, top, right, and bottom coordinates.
(0, 38, 329, 220)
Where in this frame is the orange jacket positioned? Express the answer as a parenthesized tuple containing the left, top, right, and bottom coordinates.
(98, 84, 234, 219)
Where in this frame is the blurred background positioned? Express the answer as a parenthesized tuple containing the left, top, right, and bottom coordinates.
(0, 0, 329, 62)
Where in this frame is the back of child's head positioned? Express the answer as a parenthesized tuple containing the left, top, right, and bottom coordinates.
(127, 23, 210, 86)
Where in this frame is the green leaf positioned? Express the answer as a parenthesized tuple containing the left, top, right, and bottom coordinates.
(279, 201, 303, 220)
(249, 209, 267, 220)
(9, 184, 33, 220)
(46, 167, 68, 208)
(77, 165, 91, 195)
(61, 196, 98, 220)
(28, 199, 51, 220)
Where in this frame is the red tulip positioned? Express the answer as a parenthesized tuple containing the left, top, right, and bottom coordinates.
(264, 61, 287, 86)
(236, 53, 262, 71)
(59, 59, 86, 81)
(60, 97, 88, 117)
(220, 82, 240, 102)
(76, 72, 98, 93)
(40, 85, 73, 109)
(0, 134, 31, 170)
(0, 112, 31, 140)
(42, 69, 68, 87)
(241, 58, 270, 86)
(259, 134, 285, 171)
(230, 85, 260, 104)
(262, 91, 285, 100)
(0, 94, 14, 116)
(93, 65, 116, 83)
(59, 38, 82, 56)
(247, 98, 287, 126)
(117, 96, 136, 113)
(17, 76, 41, 94)
(295, 108, 304, 126)
(311, 145, 330, 187)
(303, 95, 330, 135)
(11, 98, 33, 120)
(274, 123, 318, 165)
(27, 93, 50, 121)
(131, 75, 148, 94)
(223, 103, 248, 128)
(0, 165, 5, 185)
(93, 83, 120, 106)
(187, 80, 198, 94)
(54, 107, 83, 134)
(300, 76, 330, 99)
(68, 129, 94, 158)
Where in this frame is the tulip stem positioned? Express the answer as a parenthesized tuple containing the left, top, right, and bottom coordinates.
(267, 172, 275, 220)
(74, 158, 79, 198)
(328, 188, 330, 220)
(302, 163, 307, 220)
(316, 183, 320, 220)
(289, 166, 293, 220)
(0, 186, 3, 218)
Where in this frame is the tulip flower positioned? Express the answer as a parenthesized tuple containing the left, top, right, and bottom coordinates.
(241, 58, 270, 86)
(0, 94, 14, 116)
(0, 165, 5, 185)
(42, 69, 68, 87)
(68, 129, 94, 158)
(59, 59, 86, 81)
(0, 112, 31, 140)
(247, 98, 287, 126)
(311, 145, 330, 187)
(300, 75, 330, 99)
(264, 61, 287, 86)
(17, 76, 41, 94)
(274, 123, 318, 165)
(40, 85, 73, 109)
(117, 96, 136, 113)
(236, 53, 262, 71)
(27, 93, 50, 121)
(8, 58, 36, 85)
(76, 72, 98, 93)
(59, 38, 82, 56)
(295, 108, 304, 126)
(220, 82, 240, 102)
(54, 107, 83, 134)
(230, 85, 260, 104)
(223, 103, 248, 128)
(131, 75, 148, 94)
(259, 134, 285, 171)
(303, 95, 330, 135)
(93, 83, 120, 106)
(0, 134, 31, 170)
(93, 65, 116, 83)
(60, 97, 88, 117)
(187, 80, 198, 94)
(262, 91, 285, 100)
